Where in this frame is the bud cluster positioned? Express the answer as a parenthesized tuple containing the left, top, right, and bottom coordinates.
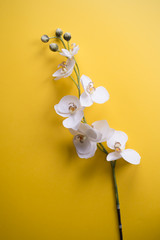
(41, 28, 72, 52)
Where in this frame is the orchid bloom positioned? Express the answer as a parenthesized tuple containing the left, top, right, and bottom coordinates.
(52, 59, 75, 80)
(60, 43, 79, 59)
(80, 75, 110, 107)
(106, 130, 141, 165)
(91, 120, 115, 142)
(69, 123, 102, 159)
(54, 95, 84, 130)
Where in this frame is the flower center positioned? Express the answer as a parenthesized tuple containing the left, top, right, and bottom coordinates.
(59, 61, 68, 73)
(68, 102, 77, 113)
(86, 82, 95, 94)
(114, 142, 121, 152)
(75, 134, 86, 143)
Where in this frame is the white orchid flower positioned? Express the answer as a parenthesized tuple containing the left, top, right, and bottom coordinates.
(52, 59, 75, 80)
(69, 123, 102, 159)
(106, 131, 141, 165)
(54, 95, 84, 130)
(91, 120, 115, 142)
(80, 75, 110, 107)
(60, 43, 79, 59)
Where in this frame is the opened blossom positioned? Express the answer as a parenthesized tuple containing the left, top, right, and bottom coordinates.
(52, 59, 75, 80)
(91, 120, 115, 142)
(80, 75, 110, 107)
(106, 130, 141, 165)
(54, 95, 84, 130)
(69, 123, 102, 159)
(60, 43, 79, 59)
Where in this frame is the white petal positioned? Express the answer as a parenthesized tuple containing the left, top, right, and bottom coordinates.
(63, 110, 84, 129)
(80, 75, 92, 92)
(74, 136, 91, 154)
(67, 59, 75, 68)
(54, 104, 70, 117)
(63, 66, 74, 78)
(106, 152, 121, 161)
(91, 86, 109, 104)
(60, 49, 72, 59)
(120, 149, 141, 165)
(80, 92, 93, 107)
(57, 95, 80, 114)
(52, 59, 75, 80)
(74, 140, 97, 159)
(52, 69, 64, 78)
(107, 131, 128, 150)
(92, 120, 115, 142)
(69, 128, 78, 136)
(71, 45, 79, 56)
(78, 123, 101, 142)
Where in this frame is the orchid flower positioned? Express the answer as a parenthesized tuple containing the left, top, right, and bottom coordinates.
(80, 75, 110, 107)
(52, 59, 75, 80)
(60, 43, 79, 59)
(91, 120, 115, 142)
(69, 123, 102, 158)
(42, 28, 141, 240)
(106, 130, 141, 165)
(54, 95, 84, 130)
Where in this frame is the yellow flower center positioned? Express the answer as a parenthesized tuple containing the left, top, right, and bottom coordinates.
(114, 142, 121, 152)
(59, 61, 67, 73)
(75, 134, 86, 143)
(68, 103, 77, 113)
(86, 82, 95, 94)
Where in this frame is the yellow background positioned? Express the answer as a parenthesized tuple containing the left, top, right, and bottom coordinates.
(0, 0, 160, 239)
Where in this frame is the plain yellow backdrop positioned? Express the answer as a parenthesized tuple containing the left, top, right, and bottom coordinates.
(0, 0, 160, 239)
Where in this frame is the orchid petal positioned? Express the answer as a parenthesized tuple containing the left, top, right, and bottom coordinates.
(54, 104, 70, 117)
(52, 59, 75, 80)
(80, 92, 93, 107)
(80, 75, 92, 93)
(120, 149, 141, 165)
(92, 120, 115, 142)
(71, 45, 79, 56)
(57, 95, 80, 114)
(106, 152, 121, 161)
(60, 49, 72, 59)
(74, 140, 97, 159)
(107, 131, 128, 150)
(63, 110, 84, 129)
(91, 86, 109, 104)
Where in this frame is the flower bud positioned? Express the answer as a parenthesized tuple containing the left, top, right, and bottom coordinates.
(41, 35, 49, 43)
(63, 32, 71, 41)
(55, 28, 63, 37)
(49, 43, 58, 52)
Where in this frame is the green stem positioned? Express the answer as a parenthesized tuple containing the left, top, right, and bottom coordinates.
(111, 161, 123, 240)
(74, 57, 80, 76)
(69, 76, 79, 89)
(67, 41, 70, 50)
(49, 36, 67, 49)
(59, 37, 67, 49)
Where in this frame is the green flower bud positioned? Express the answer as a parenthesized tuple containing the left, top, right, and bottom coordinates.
(41, 35, 49, 43)
(55, 28, 63, 37)
(63, 32, 71, 41)
(49, 43, 58, 52)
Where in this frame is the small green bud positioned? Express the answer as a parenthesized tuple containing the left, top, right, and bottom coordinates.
(63, 32, 71, 41)
(49, 43, 58, 52)
(41, 35, 49, 43)
(55, 28, 63, 37)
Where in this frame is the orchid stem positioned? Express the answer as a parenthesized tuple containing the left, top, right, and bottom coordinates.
(67, 41, 70, 50)
(49, 36, 67, 49)
(69, 76, 79, 89)
(59, 37, 67, 49)
(111, 161, 123, 240)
